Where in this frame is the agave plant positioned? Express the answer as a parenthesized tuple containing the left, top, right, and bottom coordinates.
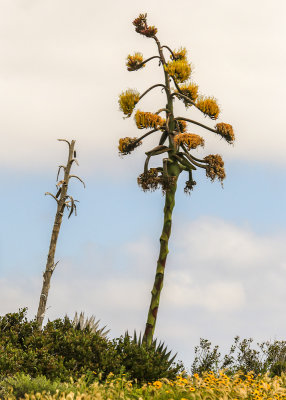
(71, 312, 110, 338)
(129, 330, 177, 368)
(118, 13, 235, 345)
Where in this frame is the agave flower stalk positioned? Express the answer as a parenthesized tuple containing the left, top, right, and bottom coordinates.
(36, 139, 85, 329)
(118, 13, 235, 345)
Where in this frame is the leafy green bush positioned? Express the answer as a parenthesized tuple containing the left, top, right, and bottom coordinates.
(0, 309, 120, 381)
(0, 373, 67, 399)
(191, 336, 286, 377)
(0, 309, 182, 383)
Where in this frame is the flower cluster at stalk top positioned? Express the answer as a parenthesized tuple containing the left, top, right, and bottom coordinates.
(118, 89, 140, 117)
(135, 110, 165, 130)
(126, 52, 145, 71)
(117, 13, 235, 192)
(174, 133, 205, 150)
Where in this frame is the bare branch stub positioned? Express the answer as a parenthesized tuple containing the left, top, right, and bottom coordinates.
(58, 139, 71, 148)
(45, 192, 59, 202)
(69, 175, 86, 188)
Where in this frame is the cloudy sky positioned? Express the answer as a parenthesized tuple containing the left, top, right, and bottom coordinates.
(1, 0, 286, 369)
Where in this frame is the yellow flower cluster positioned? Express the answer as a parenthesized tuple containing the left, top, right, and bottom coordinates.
(118, 137, 142, 155)
(135, 110, 165, 130)
(174, 133, 205, 150)
(126, 52, 145, 71)
(175, 119, 187, 133)
(215, 122, 235, 144)
(172, 47, 187, 60)
(164, 59, 191, 83)
(204, 154, 226, 183)
(176, 81, 199, 107)
(118, 89, 140, 117)
(196, 96, 220, 120)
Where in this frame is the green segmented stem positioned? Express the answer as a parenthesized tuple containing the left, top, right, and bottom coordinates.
(143, 159, 181, 345)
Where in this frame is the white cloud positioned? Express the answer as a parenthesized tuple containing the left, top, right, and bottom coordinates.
(0, 0, 286, 175)
(2, 216, 286, 366)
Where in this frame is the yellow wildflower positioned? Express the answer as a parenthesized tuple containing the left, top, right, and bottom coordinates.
(118, 89, 140, 117)
(174, 133, 204, 150)
(196, 96, 220, 120)
(164, 59, 191, 83)
(153, 380, 163, 389)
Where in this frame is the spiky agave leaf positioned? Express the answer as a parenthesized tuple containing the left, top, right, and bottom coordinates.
(71, 311, 110, 338)
(125, 330, 178, 367)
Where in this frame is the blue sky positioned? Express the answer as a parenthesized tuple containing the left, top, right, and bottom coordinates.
(1, 0, 286, 370)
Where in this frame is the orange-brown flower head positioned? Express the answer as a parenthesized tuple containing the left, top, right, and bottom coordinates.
(204, 154, 226, 183)
(126, 52, 145, 71)
(164, 59, 191, 83)
(175, 119, 187, 133)
(132, 14, 157, 37)
(215, 122, 235, 144)
(137, 168, 176, 193)
(174, 133, 205, 150)
(177, 82, 199, 106)
(118, 137, 142, 155)
(137, 168, 160, 192)
(118, 89, 140, 117)
(196, 96, 220, 120)
(135, 110, 165, 130)
(171, 47, 187, 61)
(184, 179, 196, 194)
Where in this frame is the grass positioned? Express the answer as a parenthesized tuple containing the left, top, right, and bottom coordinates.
(2, 371, 286, 400)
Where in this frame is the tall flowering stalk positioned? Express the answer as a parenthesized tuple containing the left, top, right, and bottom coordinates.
(118, 14, 235, 345)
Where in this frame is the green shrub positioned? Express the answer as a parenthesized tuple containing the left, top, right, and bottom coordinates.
(0, 373, 67, 399)
(0, 310, 182, 383)
(0, 309, 120, 381)
(191, 336, 286, 377)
